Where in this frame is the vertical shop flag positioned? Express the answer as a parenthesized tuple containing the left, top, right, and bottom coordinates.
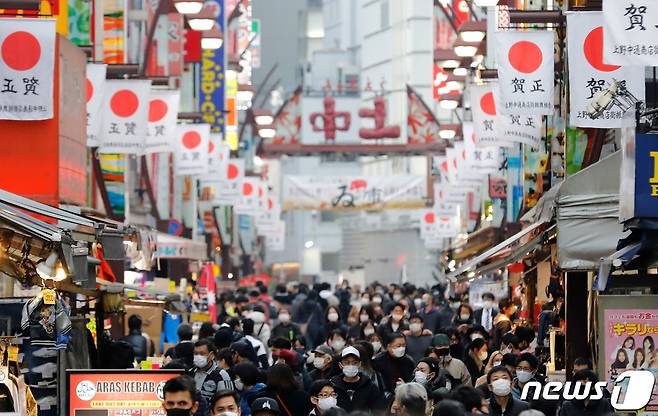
(99, 79, 151, 154)
(0, 19, 56, 120)
(495, 30, 554, 115)
(265, 220, 286, 251)
(215, 158, 245, 205)
(407, 84, 443, 144)
(567, 11, 645, 128)
(207, 133, 229, 176)
(603, 0, 658, 66)
(86, 63, 106, 147)
(471, 83, 513, 148)
(235, 177, 261, 215)
(174, 123, 210, 175)
(272, 86, 302, 144)
(199, 0, 226, 136)
(463, 122, 500, 174)
(145, 90, 180, 153)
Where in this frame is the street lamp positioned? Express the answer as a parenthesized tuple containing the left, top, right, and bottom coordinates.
(434, 48, 462, 69)
(458, 20, 487, 43)
(173, 0, 203, 14)
(237, 84, 255, 102)
(439, 124, 461, 139)
(252, 109, 274, 125)
(439, 93, 462, 110)
(453, 39, 480, 57)
(188, 9, 216, 31)
(201, 25, 224, 50)
(257, 124, 276, 139)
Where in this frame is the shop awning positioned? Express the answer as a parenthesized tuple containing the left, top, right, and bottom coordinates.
(447, 221, 547, 281)
(155, 233, 207, 260)
(556, 151, 629, 270)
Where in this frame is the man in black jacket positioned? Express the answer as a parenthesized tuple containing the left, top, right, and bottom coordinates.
(373, 333, 415, 396)
(189, 339, 234, 403)
(121, 315, 153, 363)
(487, 365, 530, 416)
(331, 346, 385, 413)
(557, 370, 615, 416)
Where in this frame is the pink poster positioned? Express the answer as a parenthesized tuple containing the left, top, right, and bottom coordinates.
(604, 309, 658, 413)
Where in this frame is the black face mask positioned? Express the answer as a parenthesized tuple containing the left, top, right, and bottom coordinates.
(435, 347, 450, 356)
(166, 408, 193, 416)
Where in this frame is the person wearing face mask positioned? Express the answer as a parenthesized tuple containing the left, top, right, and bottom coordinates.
(418, 294, 441, 333)
(487, 366, 530, 416)
(499, 333, 521, 356)
(557, 370, 614, 416)
(331, 346, 385, 413)
(233, 362, 266, 416)
(190, 340, 235, 403)
(210, 390, 242, 416)
(377, 304, 409, 343)
(308, 380, 342, 416)
(323, 307, 347, 340)
(491, 299, 517, 352)
(348, 307, 373, 341)
(430, 334, 472, 387)
(473, 293, 498, 334)
(403, 314, 433, 362)
(352, 342, 386, 391)
(463, 338, 489, 386)
(513, 326, 536, 355)
(512, 353, 557, 416)
(411, 357, 446, 394)
(162, 375, 201, 416)
(272, 309, 302, 343)
(307, 345, 336, 385)
(257, 364, 311, 416)
(326, 330, 347, 355)
(453, 304, 474, 327)
(475, 350, 503, 387)
(366, 334, 383, 356)
(373, 333, 415, 395)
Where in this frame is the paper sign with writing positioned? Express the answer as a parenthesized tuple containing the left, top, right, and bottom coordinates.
(99, 80, 151, 154)
(603, 0, 658, 66)
(174, 123, 210, 176)
(145, 89, 180, 154)
(86, 63, 107, 147)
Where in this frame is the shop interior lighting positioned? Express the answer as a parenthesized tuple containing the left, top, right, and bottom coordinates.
(227, 272, 234, 279)
(458, 20, 487, 43)
(37, 251, 67, 281)
(173, 0, 203, 14)
(453, 67, 469, 77)
(305, 240, 315, 249)
(454, 39, 480, 57)
(439, 93, 462, 110)
(257, 124, 276, 139)
(237, 84, 255, 102)
(439, 124, 461, 139)
(467, 271, 476, 278)
(188, 9, 216, 31)
(201, 25, 224, 50)
(252, 109, 274, 125)
(434, 48, 462, 69)
(448, 259, 456, 270)
(446, 74, 466, 91)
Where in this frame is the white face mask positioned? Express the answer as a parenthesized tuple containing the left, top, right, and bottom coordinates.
(414, 299, 422, 308)
(491, 379, 512, 396)
(471, 333, 484, 341)
(279, 313, 290, 323)
(501, 346, 512, 355)
(363, 328, 375, 336)
(483, 300, 494, 309)
(234, 378, 244, 391)
(393, 294, 403, 302)
(409, 323, 423, 333)
(314, 357, 327, 369)
(328, 313, 339, 322)
(331, 339, 345, 351)
(360, 314, 370, 323)
(318, 396, 337, 411)
(373, 297, 382, 304)
(414, 371, 428, 384)
(516, 370, 534, 383)
(493, 361, 502, 367)
(392, 313, 404, 322)
(460, 313, 470, 321)
(371, 341, 382, 352)
(479, 351, 488, 362)
(193, 354, 208, 369)
(391, 347, 406, 358)
(342, 365, 359, 377)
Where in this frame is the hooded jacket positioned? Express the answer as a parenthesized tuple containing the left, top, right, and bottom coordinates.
(331, 373, 385, 413)
(557, 398, 615, 416)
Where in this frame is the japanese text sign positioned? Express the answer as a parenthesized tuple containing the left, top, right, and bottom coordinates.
(145, 89, 180, 154)
(470, 83, 513, 148)
(99, 79, 151, 154)
(235, 176, 261, 216)
(463, 122, 500, 175)
(214, 158, 245, 205)
(198, 0, 225, 135)
(567, 11, 645, 128)
(264, 220, 285, 251)
(0, 19, 56, 120)
(603, 0, 658, 66)
(207, 133, 229, 175)
(174, 123, 210, 176)
(85, 63, 107, 147)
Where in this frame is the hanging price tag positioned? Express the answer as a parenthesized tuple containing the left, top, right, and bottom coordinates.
(42, 289, 56, 305)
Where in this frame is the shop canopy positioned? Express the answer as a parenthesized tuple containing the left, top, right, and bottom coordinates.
(155, 232, 207, 261)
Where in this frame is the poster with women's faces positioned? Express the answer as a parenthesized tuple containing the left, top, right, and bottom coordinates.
(603, 309, 658, 414)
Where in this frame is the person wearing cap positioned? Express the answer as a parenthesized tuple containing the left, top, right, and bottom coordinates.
(251, 397, 280, 416)
(210, 389, 241, 416)
(308, 380, 341, 416)
(308, 344, 336, 384)
(372, 333, 415, 396)
(430, 333, 472, 387)
(330, 346, 385, 413)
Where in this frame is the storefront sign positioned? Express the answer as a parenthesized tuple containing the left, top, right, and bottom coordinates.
(567, 12, 645, 128)
(282, 175, 427, 211)
(495, 30, 554, 115)
(145, 89, 180, 154)
(603, 0, 658, 66)
(67, 370, 183, 415)
(174, 123, 210, 176)
(85, 63, 106, 147)
(99, 80, 151, 154)
(627, 132, 658, 219)
(199, 0, 226, 136)
(0, 19, 56, 120)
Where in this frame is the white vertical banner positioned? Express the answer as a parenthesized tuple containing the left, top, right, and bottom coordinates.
(433, 183, 458, 216)
(99, 79, 151, 154)
(207, 133, 229, 176)
(603, 0, 658, 66)
(145, 89, 180, 154)
(215, 159, 245, 205)
(419, 210, 438, 239)
(235, 177, 261, 215)
(567, 11, 645, 128)
(495, 30, 554, 115)
(0, 19, 56, 120)
(470, 83, 513, 148)
(463, 122, 500, 174)
(86, 63, 107, 147)
(265, 220, 286, 252)
(174, 123, 210, 176)
(256, 192, 280, 232)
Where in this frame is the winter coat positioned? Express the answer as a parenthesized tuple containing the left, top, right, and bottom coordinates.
(372, 352, 415, 395)
(331, 373, 386, 413)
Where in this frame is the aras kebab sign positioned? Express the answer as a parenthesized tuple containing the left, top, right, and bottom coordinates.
(67, 370, 183, 415)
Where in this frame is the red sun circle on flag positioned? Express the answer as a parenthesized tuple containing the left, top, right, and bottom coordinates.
(424, 212, 435, 224)
(208, 140, 215, 153)
(508, 41, 542, 74)
(268, 199, 273, 210)
(1, 31, 41, 71)
(110, 90, 139, 118)
(148, 99, 168, 122)
(258, 187, 263, 197)
(86, 79, 93, 103)
(243, 182, 254, 196)
(182, 131, 201, 149)
(480, 92, 496, 116)
(584, 26, 621, 72)
(227, 163, 239, 179)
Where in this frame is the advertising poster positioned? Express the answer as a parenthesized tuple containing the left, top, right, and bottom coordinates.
(68, 370, 182, 415)
(199, 0, 226, 136)
(603, 309, 658, 414)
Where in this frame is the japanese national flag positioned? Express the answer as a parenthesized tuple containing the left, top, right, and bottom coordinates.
(567, 11, 645, 128)
(144, 90, 180, 154)
(99, 80, 151, 154)
(463, 122, 499, 175)
(470, 83, 514, 148)
(256, 192, 281, 232)
(86, 63, 107, 147)
(419, 210, 438, 239)
(495, 30, 554, 115)
(215, 159, 245, 205)
(207, 133, 229, 176)
(0, 18, 55, 120)
(436, 215, 458, 238)
(235, 177, 261, 216)
(174, 123, 210, 176)
(432, 183, 458, 216)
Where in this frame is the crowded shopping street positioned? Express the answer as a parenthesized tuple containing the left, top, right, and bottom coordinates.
(0, 0, 657, 415)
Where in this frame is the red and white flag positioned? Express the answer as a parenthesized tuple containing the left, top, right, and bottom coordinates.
(99, 80, 151, 154)
(463, 122, 499, 174)
(256, 192, 281, 232)
(86, 63, 106, 147)
(470, 83, 513, 148)
(235, 177, 261, 215)
(145, 90, 180, 154)
(215, 159, 245, 205)
(495, 30, 554, 115)
(207, 133, 229, 176)
(568, 11, 645, 128)
(174, 123, 210, 176)
(0, 19, 56, 120)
